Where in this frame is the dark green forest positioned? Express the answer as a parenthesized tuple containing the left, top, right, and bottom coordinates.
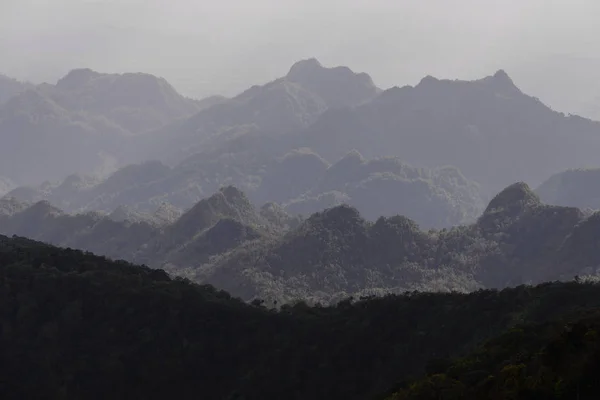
(2, 234, 600, 399)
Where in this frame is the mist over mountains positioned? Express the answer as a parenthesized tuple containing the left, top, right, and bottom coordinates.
(6, 1, 600, 397)
(4, 53, 600, 399)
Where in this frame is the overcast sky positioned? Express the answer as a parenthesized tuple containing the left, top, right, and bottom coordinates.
(2, 0, 600, 114)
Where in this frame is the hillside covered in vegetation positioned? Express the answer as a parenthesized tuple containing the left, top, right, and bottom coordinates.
(2, 234, 600, 399)
(2, 182, 600, 305)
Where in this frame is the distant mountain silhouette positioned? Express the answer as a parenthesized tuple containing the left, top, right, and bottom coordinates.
(132, 58, 381, 163)
(291, 70, 600, 194)
(7, 150, 483, 229)
(536, 168, 600, 211)
(0, 70, 201, 185)
(277, 150, 484, 228)
(48, 68, 200, 133)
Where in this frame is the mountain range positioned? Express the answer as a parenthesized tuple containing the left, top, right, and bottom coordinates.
(4, 58, 600, 210)
(0, 69, 202, 185)
(2, 182, 600, 304)
(5, 57, 600, 398)
(5, 149, 484, 229)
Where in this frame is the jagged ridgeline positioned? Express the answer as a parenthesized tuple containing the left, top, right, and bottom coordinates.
(6, 150, 484, 229)
(0, 69, 202, 185)
(2, 182, 600, 304)
(3, 233, 600, 399)
(5, 58, 600, 201)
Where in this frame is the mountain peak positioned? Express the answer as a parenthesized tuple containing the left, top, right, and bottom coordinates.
(304, 204, 365, 233)
(493, 69, 510, 80)
(335, 150, 366, 167)
(57, 68, 102, 90)
(417, 75, 440, 87)
(286, 58, 324, 78)
(484, 182, 540, 214)
(171, 187, 259, 239)
(480, 69, 520, 93)
(219, 185, 250, 206)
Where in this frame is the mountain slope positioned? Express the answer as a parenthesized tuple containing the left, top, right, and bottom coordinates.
(3, 183, 600, 304)
(132, 58, 380, 163)
(193, 183, 598, 302)
(0, 74, 32, 104)
(47, 68, 200, 134)
(0, 187, 279, 269)
(0, 69, 200, 185)
(292, 70, 600, 194)
(386, 307, 600, 399)
(0, 89, 129, 184)
(7, 150, 484, 229)
(3, 234, 600, 399)
(536, 168, 600, 210)
(280, 150, 484, 227)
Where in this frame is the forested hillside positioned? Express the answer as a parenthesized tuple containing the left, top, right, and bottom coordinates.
(386, 307, 600, 399)
(2, 183, 600, 304)
(2, 234, 600, 399)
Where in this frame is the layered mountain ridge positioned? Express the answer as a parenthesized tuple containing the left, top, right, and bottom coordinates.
(2, 183, 600, 304)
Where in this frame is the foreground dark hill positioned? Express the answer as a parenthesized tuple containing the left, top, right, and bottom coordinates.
(387, 308, 600, 399)
(3, 184, 600, 304)
(3, 234, 600, 399)
(0, 70, 200, 185)
(536, 167, 600, 211)
(292, 70, 600, 194)
(7, 150, 484, 229)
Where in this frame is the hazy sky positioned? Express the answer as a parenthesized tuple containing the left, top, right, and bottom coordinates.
(2, 0, 600, 114)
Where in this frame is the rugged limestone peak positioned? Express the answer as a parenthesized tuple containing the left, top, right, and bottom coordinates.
(305, 204, 364, 232)
(417, 75, 440, 87)
(285, 58, 379, 108)
(484, 182, 541, 214)
(479, 69, 521, 94)
(56, 68, 102, 90)
(171, 187, 259, 239)
(493, 69, 511, 81)
(220, 185, 251, 208)
(286, 58, 325, 80)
